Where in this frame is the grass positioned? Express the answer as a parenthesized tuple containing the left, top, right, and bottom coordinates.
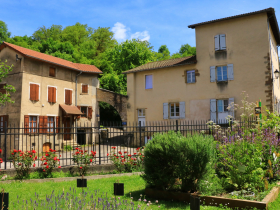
(3, 174, 279, 209)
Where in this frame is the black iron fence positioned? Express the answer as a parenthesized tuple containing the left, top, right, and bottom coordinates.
(0, 118, 257, 170)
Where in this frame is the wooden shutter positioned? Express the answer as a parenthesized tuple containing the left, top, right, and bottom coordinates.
(43, 116, 47, 133)
(30, 84, 35, 100)
(210, 66, 216, 82)
(39, 116, 44, 133)
(24, 115, 29, 134)
(220, 34, 226, 50)
(56, 116, 60, 133)
(210, 99, 217, 123)
(227, 64, 234, 80)
(228, 98, 235, 118)
(82, 84, 88, 93)
(163, 103, 168, 119)
(88, 106, 92, 119)
(69, 90, 72, 105)
(52, 87, 56, 103)
(214, 35, 220, 51)
(35, 84, 39, 101)
(65, 90, 72, 105)
(77, 106, 81, 119)
(48, 87, 53, 103)
(65, 90, 69, 104)
(179, 102, 185, 119)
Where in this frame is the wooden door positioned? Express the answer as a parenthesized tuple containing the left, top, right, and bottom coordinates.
(64, 117, 71, 140)
(43, 143, 51, 152)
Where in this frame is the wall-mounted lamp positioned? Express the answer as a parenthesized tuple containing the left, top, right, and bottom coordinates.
(16, 54, 22, 62)
(274, 69, 279, 79)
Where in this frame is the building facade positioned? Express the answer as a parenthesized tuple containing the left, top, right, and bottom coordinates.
(124, 8, 280, 124)
(0, 42, 102, 151)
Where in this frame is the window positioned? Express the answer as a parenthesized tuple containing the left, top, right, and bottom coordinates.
(49, 67, 55, 77)
(81, 107, 87, 118)
(0, 115, 8, 133)
(217, 66, 227, 81)
(65, 89, 72, 105)
(138, 109, 145, 117)
(0, 84, 6, 94)
(29, 116, 37, 133)
(47, 117, 54, 133)
(82, 84, 88, 93)
(186, 70, 195, 83)
(214, 34, 226, 51)
(217, 100, 228, 112)
(30, 83, 39, 101)
(145, 75, 153, 89)
(210, 98, 234, 122)
(210, 64, 233, 82)
(48, 86, 56, 103)
(163, 102, 185, 119)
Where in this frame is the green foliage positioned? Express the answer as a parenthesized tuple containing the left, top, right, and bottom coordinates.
(10, 149, 37, 179)
(142, 131, 215, 192)
(72, 148, 96, 176)
(0, 60, 16, 105)
(63, 145, 73, 151)
(0, 20, 11, 42)
(179, 44, 196, 56)
(40, 149, 60, 177)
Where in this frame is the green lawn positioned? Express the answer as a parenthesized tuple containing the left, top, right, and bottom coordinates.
(0, 174, 279, 209)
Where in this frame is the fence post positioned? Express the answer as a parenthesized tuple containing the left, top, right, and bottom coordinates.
(176, 120, 178, 132)
(53, 122, 56, 151)
(98, 121, 101, 165)
(4, 121, 7, 170)
(139, 121, 142, 147)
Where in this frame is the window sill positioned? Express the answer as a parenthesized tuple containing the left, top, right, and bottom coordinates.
(215, 49, 226, 52)
(80, 93, 89, 95)
(186, 82, 196, 84)
(216, 80, 228, 84)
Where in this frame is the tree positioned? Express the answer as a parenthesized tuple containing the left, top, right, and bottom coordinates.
(0, 60, 16, 105)
(33, 25, 62, 41)
(155, 45, 171, 61)
(179, 44, 196, 56)
(0, 21, 11, 42)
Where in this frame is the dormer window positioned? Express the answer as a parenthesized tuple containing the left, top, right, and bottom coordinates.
(214, 34, 226, 51)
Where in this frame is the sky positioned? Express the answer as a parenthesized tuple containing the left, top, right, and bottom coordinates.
(1, 0, 280, 54)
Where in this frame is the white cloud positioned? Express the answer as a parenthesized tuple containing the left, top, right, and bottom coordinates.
(112, 22, 128, 41)
(130, 31, 150, 41)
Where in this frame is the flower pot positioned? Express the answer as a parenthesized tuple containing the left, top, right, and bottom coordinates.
(77, 179, 87, 188)
(114, 183, 124, 196)
(0, 192, 9, 210)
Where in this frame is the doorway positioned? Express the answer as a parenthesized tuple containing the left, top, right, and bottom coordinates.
(77, 129, 86, 145)
(64, 117, 71, 140)
(138, 109, 146, 126)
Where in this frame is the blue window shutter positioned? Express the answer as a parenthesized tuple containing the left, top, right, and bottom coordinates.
(214, 35, 220, 51)
(210, 99, 216, 122)
(210, 66, 216, 82)
(179, 101, 185, 119)
(220, 34, 226, 50)
(163, 103, 168, 119)
(228, 98, 235, 118)
(227, 64, 234, 80)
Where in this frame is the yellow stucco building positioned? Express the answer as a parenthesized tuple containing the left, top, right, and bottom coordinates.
(124, 8, 280, 124)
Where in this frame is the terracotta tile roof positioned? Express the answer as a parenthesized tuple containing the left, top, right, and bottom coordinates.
(0, 42, 102, 74)
(59, 104, 83, 115)
(188, 7, 280, 45)
(123, 56, 196, 74)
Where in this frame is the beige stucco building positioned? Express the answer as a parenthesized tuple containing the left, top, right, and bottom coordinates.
(0, 42, 102, 151)
(124, 8, 280, 124)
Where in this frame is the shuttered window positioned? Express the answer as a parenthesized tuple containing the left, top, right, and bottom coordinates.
(81, 107, 87, 117)
(186, 70, 195, 83)
(29, 116, 38, 133)
(48, 87, 56, 103)
(30, 84, 39, 101)
(214, 34, 226, 51)
(65, 89, 72, 105)
(82, 84, 88, 93)
(163, 102, 185, 119)
(0, 115, 8, 133)
(49, 67, 56, 77)
(210, 64, 234, 82)
(0, 84, 6, 94)
(88, 106, 92, 119)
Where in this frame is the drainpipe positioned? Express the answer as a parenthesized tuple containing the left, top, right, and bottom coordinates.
(75, 71, 82, 144)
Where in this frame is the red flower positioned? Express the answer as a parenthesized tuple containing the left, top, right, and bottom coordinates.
(60, 155, 61, 157)
(29, 155, 32, 158)
(58, 166, 61, 168)
(128, 154, 132, 157)
(134, 153, 137, 155)
(116, 156, 119, 159)
(32, 150, 36, 154)
(124, 151, 127, 154)
(118, 151, 122, 155)
(35, 156, 37, 160)
(18, 150, 21, 152)
(76, 147, 79, 150)
(75, 151, 79, 155)
(139, 153, 141, 155)
(46, 153, 50, 157)
(44, 162, 47, 165)
(18, 163, 21, 166)
(0, 149, 2, 154)
(20, 154, 22, 156)
(43, 169, 46, 172)
(121, 156, 124, 158)
(80, 166, 82, 169)
(49, 149, 53, 152)
(13, 149, 17, 153)
(90, 159, 92, 162)
(136, 147, 140, 151)
(11, 153, 14, 155)
(112, 146, 116, 149)
(46, 165, 49, 169)
(33, 163, 35, 167)
(57, 159, 60, 161)
(107, 153, 109, 156)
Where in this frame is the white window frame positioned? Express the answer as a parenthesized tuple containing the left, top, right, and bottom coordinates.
(64, 88, 73, 105)
(217, 99, 229, 113)
(145, 75, 153, 89)
(187, 70, 195, 83)
(216, 66, 228, 82)
(169, 102, 180, 119)
(138, 109, 145, 117)
(47, 85, 57, 103)
(29, 82, 40, 101)
(29, 115, 38, 133)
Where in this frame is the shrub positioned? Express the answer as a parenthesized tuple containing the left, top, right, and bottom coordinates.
(72, 148, 96, 176)
(40, 149, 61, 177)
(63, 145, 73, 151)
(10, 149, 37, 179)
(142, 131, 215, 192)
(108, 147, 144, 173)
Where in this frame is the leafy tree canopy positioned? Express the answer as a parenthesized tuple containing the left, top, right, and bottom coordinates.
(0, 60, 16, 105)
(0, 20, 11, 42)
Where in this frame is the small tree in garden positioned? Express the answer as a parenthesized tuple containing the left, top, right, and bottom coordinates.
(10, 149, 37, 179)
(72, 148, 96, 176)
(108, 146, 144, 172)
(40, 149, 60, 177)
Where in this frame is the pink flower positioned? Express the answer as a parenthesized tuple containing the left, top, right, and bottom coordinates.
(58, 166, 61, 168)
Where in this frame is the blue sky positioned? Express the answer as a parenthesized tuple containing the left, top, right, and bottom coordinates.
(1, 0, 280, 54)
